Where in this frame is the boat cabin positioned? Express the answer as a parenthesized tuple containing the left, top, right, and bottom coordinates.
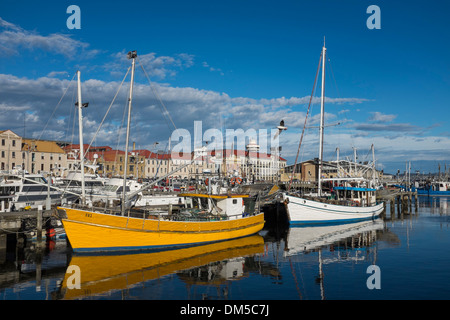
(332, 186, 377, 207)
(431, 182, 449, 192)
(179, 193, 250, 219)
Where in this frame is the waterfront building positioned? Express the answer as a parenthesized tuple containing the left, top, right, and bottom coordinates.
(281, 159, 381, 184)
(21, 138, 67, 176)
(0, 130, 23, 172)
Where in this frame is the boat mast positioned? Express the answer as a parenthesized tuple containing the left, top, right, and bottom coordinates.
(371, 144, 376, 187)
(318, 40, 326, 197)
(122, 51, 137, 216)
(77, 70, 86, 205)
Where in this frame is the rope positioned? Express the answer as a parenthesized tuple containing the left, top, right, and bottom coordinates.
(137, 57, 177, 131)
(37, 72, 77, 141)
(288, 51, 323, 192)
(83, 67, 131, 159)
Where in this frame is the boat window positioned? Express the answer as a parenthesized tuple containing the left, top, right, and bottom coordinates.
(232, 199, 237, 204)
(103, 185, 118, 192)
(27, 177, 47, 184)
(116, 186, 130, 193)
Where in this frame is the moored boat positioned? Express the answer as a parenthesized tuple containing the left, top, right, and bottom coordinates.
(283, 187, 384, 225)
(414, 181, 450, 196)
(282, 41, 384, 225)
(58, 193, 264, 253)
(0, 171, 76, 211)
(58, 51, 264, 253)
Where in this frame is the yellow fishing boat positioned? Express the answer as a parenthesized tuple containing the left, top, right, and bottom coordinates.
(57, 51, 264, 253)
(59, 234, 264, 299)
(58, 193, 265, 253)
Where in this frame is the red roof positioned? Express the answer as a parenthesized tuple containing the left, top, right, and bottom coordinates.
(63, 145, 286, 162)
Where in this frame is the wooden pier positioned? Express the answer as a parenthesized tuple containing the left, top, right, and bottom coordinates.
(376, 189, 418, 216)
(0, 208, 56, 248)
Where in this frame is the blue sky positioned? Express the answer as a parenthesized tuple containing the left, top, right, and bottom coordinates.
(0, 0, 449, 173)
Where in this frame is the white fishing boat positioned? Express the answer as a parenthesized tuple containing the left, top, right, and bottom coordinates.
(283, 41, 384, 225)
(104, 177, 186, 208)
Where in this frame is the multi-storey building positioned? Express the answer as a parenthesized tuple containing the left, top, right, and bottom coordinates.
(0, 130, 67, 175)
(22, 138, 67, 176)
(208, 139, 287, 182)
(0, 130, 22, 172)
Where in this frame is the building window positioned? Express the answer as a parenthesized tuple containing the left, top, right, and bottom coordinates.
(12, 140, 15, 147)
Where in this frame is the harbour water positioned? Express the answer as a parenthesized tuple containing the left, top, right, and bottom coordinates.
(1, 196, 450, 301)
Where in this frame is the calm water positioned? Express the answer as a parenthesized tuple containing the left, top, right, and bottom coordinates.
(1, 196, 450, 301)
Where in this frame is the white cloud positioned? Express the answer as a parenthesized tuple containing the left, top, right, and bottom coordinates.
(0, 17, 98, 59)
(368, 111, 397, 123)
(47, 71, 69, 78)
(353, 123, 419, 132)
(0, 73, 370, 151)
(0, 71, 444, 172)
(202, 61, 224, 76)
(104, 51, 195, 80)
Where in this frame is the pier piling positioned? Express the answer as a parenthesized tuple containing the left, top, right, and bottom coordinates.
(36, 205, 43, 244)
(377, 190, 418, 218)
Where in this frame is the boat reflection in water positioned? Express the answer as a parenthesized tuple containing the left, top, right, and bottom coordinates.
(284, 219, 385, 257)
(283, 219, 385, 300)
(59, 235, 264, 300)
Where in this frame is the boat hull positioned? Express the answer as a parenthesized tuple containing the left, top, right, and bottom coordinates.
(59, 207, 265, 253)
(285, 195, 384, 225)
(416, 189, 450, 196)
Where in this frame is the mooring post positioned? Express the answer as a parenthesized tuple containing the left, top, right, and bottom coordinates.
(390, 199, 395, 218)
(409, 193, 412, 212)
(414, 192, 418, 212)
(37, 205, 43, 243)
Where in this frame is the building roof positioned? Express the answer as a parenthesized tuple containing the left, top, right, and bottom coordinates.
(22, 139, 65, 153)
(62, 145, 287, 163)
(85, 150, 125, 162)
(0, 129, 20, 137)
